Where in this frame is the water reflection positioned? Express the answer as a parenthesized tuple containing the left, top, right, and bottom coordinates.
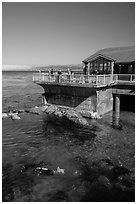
(2, 112, 135, 202)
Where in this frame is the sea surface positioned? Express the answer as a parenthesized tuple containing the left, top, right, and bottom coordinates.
(2, 71, 135, 202)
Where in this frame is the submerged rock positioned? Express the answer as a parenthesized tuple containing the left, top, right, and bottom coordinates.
(18, 109, 25, 114)
(79, 110, 91, 118)
(90, 111, 102, 119)
(2, 113, 9, 118)
(41, 105, 48, 112)
(97, 175, 112, 189)
(43, 104, 92, 127)
(45, 105, 58, 114)
(10, 113, 21, 120)
(54, 166, 65, 174)
(21, 161, 65, 177)
(80, 110, 102, 119)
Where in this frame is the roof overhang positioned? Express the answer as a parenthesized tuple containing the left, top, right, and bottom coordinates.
(82, 54, 115, 63)
(115, 61, 135, 64)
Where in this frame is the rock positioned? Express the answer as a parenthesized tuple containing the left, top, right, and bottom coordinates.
(29, 107, 39, 115)
(41, 105, 48, 112)
(80, 110, 101, 119)
(117, 175, 133, 187)
(21, 162, 65, 177)
(98, 175, 112, 189)
(13, 110, 18, 113)
(73, 169, 82, 176)
(34, 167, 54, 176)
(80, 110, 91, 118)
(18, 109, 25, 114)
(30, 106, 48, 115)
(100, 158, 114, 170)
(43, 104, 101, 127)
(25, 109, 30, 113)
(90, 111, 102, 119)
(112, 165, 132, 178)
(57, 111, 63, 117)
(30, 110, 39, 115)
(53, 109, 63, 117)
(54, 167, 65, 174)
(77, 117, 88, 126)
(66, 110, 79, 120)
(10, 113, 21, 120)
(8, 111, 13, 116)
(113, 182, 127, 191)
(2, 113, 9, 118)
(45, 105, 57, 114)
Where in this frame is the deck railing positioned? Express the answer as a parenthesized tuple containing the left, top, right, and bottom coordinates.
(33, 73, 135, 86)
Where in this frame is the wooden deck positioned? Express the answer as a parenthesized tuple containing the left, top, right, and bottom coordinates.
(33, 73, 135, 88)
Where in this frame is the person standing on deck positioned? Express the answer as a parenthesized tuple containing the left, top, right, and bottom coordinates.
(57, 69, 62, 83)
(67, 68, 71, 82)
(50, 69, 53, 75)
(50, 68, 54, 81)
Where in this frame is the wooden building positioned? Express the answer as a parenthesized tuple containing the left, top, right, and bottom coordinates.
(82, 46, 135, 75)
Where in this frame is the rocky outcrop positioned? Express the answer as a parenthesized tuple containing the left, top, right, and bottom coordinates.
(2, 106, 48, 120)
(2, 103, 101, 127)
(2, 112, 21, 120)
(43, 104, 101, 127)
(2, 113, 9, 118)
(8, 112, 21, 120)
(79, 110, 102, 119)
(20, 161, 65, 177)
(10, 113, 21, 120)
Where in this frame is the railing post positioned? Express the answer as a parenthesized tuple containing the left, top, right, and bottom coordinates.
(82, 75, 84, 83)
(40, 73, 41, 81)
(59, 74, 61, 83)
(110, 74, 113, 83)
(42, 73, 44, 81)
(112, 94, 121, 128)
(130, 74, 133, 82)
(88, 62, 90, 76)
(96, 75, 98, 85)
(103, 75, 105, 84)
(116, 74, 118, 82)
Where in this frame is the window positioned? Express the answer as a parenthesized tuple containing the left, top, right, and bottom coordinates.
(128, 65, 133, 73)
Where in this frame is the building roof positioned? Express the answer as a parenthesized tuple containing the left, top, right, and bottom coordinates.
(83, 46, 135, 63)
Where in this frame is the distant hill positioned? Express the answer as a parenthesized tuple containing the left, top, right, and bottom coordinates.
(32, 64, 83, 73)
(2, 64, 83, 73)
(2, 65, 33, 71)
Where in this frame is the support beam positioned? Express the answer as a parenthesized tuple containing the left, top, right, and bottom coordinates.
(113, 94, 120, 128)
(42, 94, 47, 105)
(83, 63, 86, 75)
(111, 61, 114, 82)
(88, 62, 90, 76)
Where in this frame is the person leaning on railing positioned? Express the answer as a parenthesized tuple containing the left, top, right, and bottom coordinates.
(56, 69, 62, 83)
(67, 68, 71, 82)
(50, 68, 54, 81)
(50, 68, 53, 75)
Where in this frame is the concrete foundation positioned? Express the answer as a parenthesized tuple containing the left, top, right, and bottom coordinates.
(112, 94, 120, 128)
(40, 83, 114, 116)
(38, 81, 135, 128)
(97, 88, 113, 115)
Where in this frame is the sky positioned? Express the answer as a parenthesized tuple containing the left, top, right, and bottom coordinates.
(2, 2, 135, 67)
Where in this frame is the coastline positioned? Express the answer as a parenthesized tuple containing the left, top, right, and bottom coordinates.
(2, 71, 135, 202)
(2, 103, 135, 201)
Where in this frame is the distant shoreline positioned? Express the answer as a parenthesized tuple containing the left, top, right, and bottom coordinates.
(2, 70, 36, 72)
(2, 64, 83, 72)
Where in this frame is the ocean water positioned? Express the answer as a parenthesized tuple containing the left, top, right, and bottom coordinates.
(2, 71, 135, 202)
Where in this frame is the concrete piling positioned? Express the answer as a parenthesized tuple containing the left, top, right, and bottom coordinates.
(42, 94, 47, 105)
(113, 94, 121, 128)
